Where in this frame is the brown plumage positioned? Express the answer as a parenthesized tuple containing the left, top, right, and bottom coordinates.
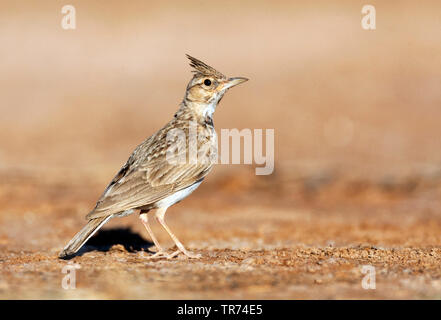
(186, 54, 226, 79)
(59, 54, 248, 259)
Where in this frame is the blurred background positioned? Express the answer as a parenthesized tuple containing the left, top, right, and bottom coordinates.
(1, 0, 441, 299)
(1, 0, 440, 175)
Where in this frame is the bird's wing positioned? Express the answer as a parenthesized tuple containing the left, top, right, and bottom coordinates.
(86, 144, 213, 220)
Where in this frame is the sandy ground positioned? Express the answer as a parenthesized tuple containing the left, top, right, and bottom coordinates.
(1, 166, 441, 299)
(1, 0, 441, 299)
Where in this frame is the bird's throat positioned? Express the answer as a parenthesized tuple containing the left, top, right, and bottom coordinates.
(180, 98, 218, 122)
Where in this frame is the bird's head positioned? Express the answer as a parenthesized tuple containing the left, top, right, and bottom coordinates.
(184, 54, 248, 117)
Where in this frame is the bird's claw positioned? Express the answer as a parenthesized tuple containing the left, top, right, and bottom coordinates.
(145, 249, 201, 260)
(179, 250, 202, 259)
(145, 250, 175, 260)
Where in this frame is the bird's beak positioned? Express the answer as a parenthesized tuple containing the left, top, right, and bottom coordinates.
(223, 77, 249, 90)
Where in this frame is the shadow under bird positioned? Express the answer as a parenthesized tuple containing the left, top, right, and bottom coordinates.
(59, 54, 248, 259)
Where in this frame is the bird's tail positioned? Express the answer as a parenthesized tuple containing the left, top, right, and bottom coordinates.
(59, 215, 112, 258)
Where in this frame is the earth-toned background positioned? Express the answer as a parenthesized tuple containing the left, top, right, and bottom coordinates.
(1, 0, 441, 299)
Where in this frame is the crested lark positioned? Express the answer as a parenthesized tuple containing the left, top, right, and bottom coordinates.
(59, 55, 248, 259)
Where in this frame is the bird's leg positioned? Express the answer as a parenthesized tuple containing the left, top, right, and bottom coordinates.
(155, 207, 201, 259)
(139, 211, 162, 251)
(139, 211, 174, 259)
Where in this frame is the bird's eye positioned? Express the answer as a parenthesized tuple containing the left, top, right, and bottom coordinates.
(204, 79, 212, 86)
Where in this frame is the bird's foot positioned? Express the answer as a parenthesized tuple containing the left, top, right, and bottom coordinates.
(145, 250, 176, 260)
(175, 247, 202, 259)
(146, 249, 201, 260)
(143, 243, 202, 260)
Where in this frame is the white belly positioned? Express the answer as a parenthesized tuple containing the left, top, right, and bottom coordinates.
(155, 181, 202, 208)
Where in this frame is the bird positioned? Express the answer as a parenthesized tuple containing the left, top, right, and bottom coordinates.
(59, 54, 248, 259)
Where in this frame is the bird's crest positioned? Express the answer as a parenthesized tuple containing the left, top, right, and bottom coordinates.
(186, 54, 226, 79)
